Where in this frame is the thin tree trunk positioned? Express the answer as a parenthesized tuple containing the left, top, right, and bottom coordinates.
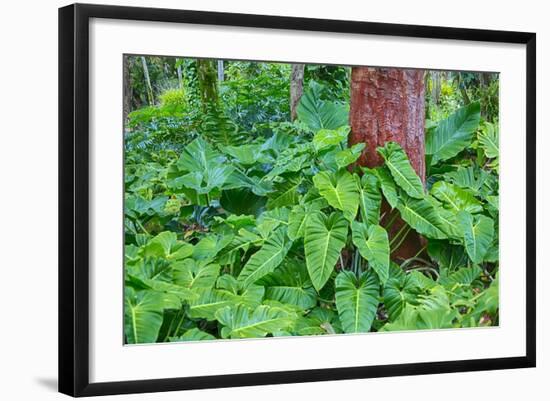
(217, 60, 224, 82)
(457, 72, 471, 106)
(431, 71, 441, 105)
(349, 67, 426, 259)
(197, 59, 219, 110)
(290, 64, 305, 121)
(176, 59, 183, 90)
(140, 56, 154, 106)
(123, 55, 132, 126)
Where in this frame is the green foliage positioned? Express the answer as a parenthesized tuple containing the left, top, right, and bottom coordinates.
(238, 227, 292, 288)
(124, 59, 499, 343)
(216, 304, 296, 339)
(351, 222, 390, 284)
(297, 81, 349, 131)
(378, 142, 425, 199)
(159, 88, 187, 108)
(426, 102, 481, 165)
(335, 270, 379, 333)
(313, 169, 359, 222)
(457, 211, 495, 264)
(304, 211, 349, 291)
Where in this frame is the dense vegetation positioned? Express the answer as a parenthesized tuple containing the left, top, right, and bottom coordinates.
(124, 57, 499, 344)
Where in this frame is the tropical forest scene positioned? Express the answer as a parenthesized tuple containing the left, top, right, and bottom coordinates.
(123, 55, 499, 344)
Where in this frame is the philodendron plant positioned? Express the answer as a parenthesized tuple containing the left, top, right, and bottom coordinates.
(124, 84, 499, 343)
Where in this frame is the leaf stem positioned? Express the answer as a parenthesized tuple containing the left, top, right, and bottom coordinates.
(390, 226, 411, 254)
(171, 308, 186, 338)
(383, 210, 399, 231)
(134, 218, 150, 235)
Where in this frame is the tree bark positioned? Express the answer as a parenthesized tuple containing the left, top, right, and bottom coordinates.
(197, 59, 219, 110)
(123, 55, 132, 126)
(430, 71, 441, 105)
(140, 56, 154, 106)
(290, 64, 305, 121)
(349, 67, 426, 259)
(176, 58, 184, 90)
(217, 60, 224, 82)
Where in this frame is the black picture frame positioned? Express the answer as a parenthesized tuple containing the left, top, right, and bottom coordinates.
(59, 3, 536, 397)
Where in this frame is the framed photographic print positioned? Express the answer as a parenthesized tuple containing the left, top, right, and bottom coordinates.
(58, 3, 536, 397)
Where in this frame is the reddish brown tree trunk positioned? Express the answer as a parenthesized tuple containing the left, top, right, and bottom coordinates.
(349, 67, 426, 260)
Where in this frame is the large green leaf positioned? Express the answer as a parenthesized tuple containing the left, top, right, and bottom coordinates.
(457, 211, 494, 264)
(266, 151, 310, 179)
(335, 143, 366, 169)
(266, 176, 302, 209)
(335, 270, 379, 333)
(447, 266, 483, 287)
(312, 126, 350, 151)
(216, 275, 265, 308)
(142, 231, 193, 261)
(444, 166, 489, 193)
(478, 121, 499, 171)
(172, 259, 220, 290)
(426, 102, 481, 165)
(293, 307, 342, 335)
(478, 121, 499, 159)
(256, 207, 290, 238)
(238, 227, 292, 288)
(259, 259, 317, 309)
(296, 81, 349, 131)
(383, 269, 421, 320)
(428, 240, 469, 271)
(396, 194, 447, 239)
(288, 199, 326, 240)
(436, 207, 464, 240)
(216, 304, 295, 339)
(287, 205, 306, 241)
(220, 188, 267, 216)
(351, 222, 390, 284)
(472, 274, 499, 317)
(124, 288, 164, 344)
(374, 167, 399, 208)
(381, 286, 456, 331)
(377, 142, 424, 199)
(356, 172, 382, 226)
(304, 211, 349, 291)
(220, 228, 264, 257)
(174, 137, 234, 193)
(222, 144, 266, 166)
(313, 169, 359, 222)
(430, 181, 482, 214)
(192, 234, 233, 260)
(187, 289, 234, 320)
(176, 137, 221, 172)
(140, 279, 196, 303)
(224, 169, 273, 196)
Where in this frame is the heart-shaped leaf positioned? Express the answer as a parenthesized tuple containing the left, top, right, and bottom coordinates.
(313, 169, 359, 222)
(457, 211, 494, 264)
(351, 222, 390, 284)
(304, 211, 348, 291)
(335, 270, 379, 333)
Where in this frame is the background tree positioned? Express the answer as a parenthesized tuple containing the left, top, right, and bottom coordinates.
(197, 59, 219, 110)
(123, 55, 133, 125)
(140, 56, 155, 106)
(290, 64, 305, 120)
(349, 67, 426, 259)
